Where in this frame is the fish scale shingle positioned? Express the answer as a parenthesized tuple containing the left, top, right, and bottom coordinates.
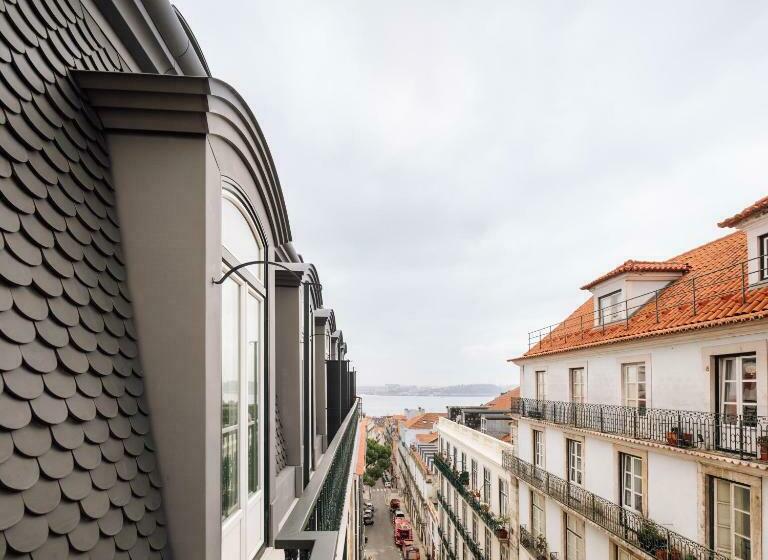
(0, 0, 169, 557)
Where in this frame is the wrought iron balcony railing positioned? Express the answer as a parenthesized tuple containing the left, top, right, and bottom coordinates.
(438, 525, 458, 560)
(503, 451, 727, 560)
(528, 254, 768, 351)
(519, 524, 558, 560)
(275, 398, 362, 559)
(512, 397, 768, 462)
(437, 490, 488, 560)
(433, 454, 503, 532)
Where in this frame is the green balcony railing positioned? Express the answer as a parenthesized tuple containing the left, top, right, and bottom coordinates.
(438, 525, 458, 560)
(437, 490, 488, 560)
(434, 454, 502, 532)
(275, 398, 362, 559)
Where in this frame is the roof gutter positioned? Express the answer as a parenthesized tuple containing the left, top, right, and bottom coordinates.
(141, 0, 209, 76)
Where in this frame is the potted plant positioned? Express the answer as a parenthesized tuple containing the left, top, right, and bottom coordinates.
(534, 534, 548, 559)
(638, 521, 666, 555)
(758, 435, 768, 461)
(459, 471, 470, 486)
(665, 427, 694, 448)
(495, 515, 511, 541)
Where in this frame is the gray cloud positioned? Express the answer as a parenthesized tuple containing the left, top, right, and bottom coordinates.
(176, 0, 768, 386)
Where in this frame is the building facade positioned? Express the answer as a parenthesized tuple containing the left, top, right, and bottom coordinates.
(0, 1, 362, 559)
(508, 196, 768, 560)
(435, 417, 517, 560)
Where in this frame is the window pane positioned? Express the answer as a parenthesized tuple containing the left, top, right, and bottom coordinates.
(222, 198, 262, 271)
(221, 277, 240, 518)
(247, 294, 260, 495)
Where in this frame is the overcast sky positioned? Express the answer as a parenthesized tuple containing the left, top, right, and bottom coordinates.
(177, 1, 768, 388)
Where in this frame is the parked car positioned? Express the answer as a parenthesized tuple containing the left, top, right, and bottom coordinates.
(363, 511, 374, 526)
(364, 501, 374, 512)
(401, 544, 420, 560)
(389, 498, 401, 512)
(384, 480, 391, 488)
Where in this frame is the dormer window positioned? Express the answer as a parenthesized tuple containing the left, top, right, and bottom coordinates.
(759, 233, 768, 280)
(598, 290, 623, 325)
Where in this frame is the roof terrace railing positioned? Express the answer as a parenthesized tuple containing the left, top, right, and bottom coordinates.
(528, 254, 767, 351)
(275, 398, 361, 559)
(502, 451, 728, 560)
(511, 397, 768, 462)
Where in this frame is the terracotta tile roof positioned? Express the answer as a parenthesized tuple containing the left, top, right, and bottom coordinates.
(416, 432, 439, 443)
(356, 419, 368, 476)
(404, 412, 446, 430)
(516, 231, 768, 360)
(581, 260, 691, 290)
(498, 434, 513, 443)
(718, 195, 768, 228)
(485, 388, 520, 410)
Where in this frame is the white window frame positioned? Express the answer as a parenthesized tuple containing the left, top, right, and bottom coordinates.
(713, 478, 752, 560)
(622, 362, 648, 410)
(718, 354, 758, 422)
(565, 512, 585, 560)
(531, 490, 546, 538)
(620, 453, 643, 514)
(570, 367, 585, 404)
(598, 289, 623, 324)
(533, 430, 545, 468)
(535, 370, 546, 401)
(567, 439, 583, 486)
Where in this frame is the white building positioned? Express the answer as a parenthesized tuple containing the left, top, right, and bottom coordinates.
(435, 416, 516, 560)
(509, 195, 768, 560)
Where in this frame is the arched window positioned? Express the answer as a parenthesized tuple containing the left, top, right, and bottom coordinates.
(220, 192, 265, 558)
(222, 196, 263, 278)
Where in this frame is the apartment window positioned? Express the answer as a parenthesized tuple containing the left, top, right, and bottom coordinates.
(565, 513, 585, 560)
(484, 527, 492, 556)
(533, 430, 545, 468)
(247, 293, 261, 495)
(718, 354, 757, 423)
(713, 478, 752, 559)
(567, 439, 583, 486)
(472, 514, 478, 542)
(616, 546, 641, 560)
(471, 459, 478, 490)
(500, 545, 509, 560)
(461, 451, 467, 472)
(760, 233, 768, 280)
(620, 453, 643, 513)
(482, 467, 491, 503)
(461, 501, 467, 525)
(531, 491, 545, 538)
(598, 289, 623, 324)
(454, 491, 458, 513)
(221, 276, 240, 519)
(570, 367, 585, 404)
(535, 370, 546, 400)
(622, 363, 647, 410)
(498, 478, 508, 516)
(452, 446, 458, 468)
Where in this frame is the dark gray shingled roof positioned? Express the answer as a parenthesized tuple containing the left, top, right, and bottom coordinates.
(0, 0, 169, 557)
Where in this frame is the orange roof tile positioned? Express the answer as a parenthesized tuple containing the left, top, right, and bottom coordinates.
(516, 231, 768, 360)
(404, 413, 446, 430)
(718, 195, 768, 228)
(499, 434, 513, 443)
(416, 432, 438, 443)
(581, 260, 691, 290)
(355, 419, 368, 476)
(485, 388, 520, 410)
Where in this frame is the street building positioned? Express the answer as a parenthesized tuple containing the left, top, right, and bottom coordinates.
(509, 195, 768, 560)
(0, 1, 364, 559)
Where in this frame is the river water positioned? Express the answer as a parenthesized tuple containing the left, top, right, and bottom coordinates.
(360, 394, 496, 417)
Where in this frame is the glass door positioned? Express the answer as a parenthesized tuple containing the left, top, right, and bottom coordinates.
(717, 355, 757, 455)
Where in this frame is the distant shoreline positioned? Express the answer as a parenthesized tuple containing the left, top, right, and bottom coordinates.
(360, 392, 495, 398)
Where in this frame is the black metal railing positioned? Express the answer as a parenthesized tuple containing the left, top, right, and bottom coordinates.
(438, 525, 458, 560)
(275, 398, 362, 559)
(528, 254, 768, 351)
(519, 525, 558, 560)
(512, 397, 768, 462)
(437, 491, 488, 560)
(503, 451, 727, 560)
(434, 454, 503, 532)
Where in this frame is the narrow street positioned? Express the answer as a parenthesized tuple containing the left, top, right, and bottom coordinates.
(363, 480, 426, 560)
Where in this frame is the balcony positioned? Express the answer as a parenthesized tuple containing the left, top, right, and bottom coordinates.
(433, 454, 503, 532)
(502, 451, 727, 560)
(512, 397, 768, 463)
(519, 525, 558, 560)
(275, 398, 362, 559)
(438, 525, 458, 560)
(436, 490, 488, 560)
